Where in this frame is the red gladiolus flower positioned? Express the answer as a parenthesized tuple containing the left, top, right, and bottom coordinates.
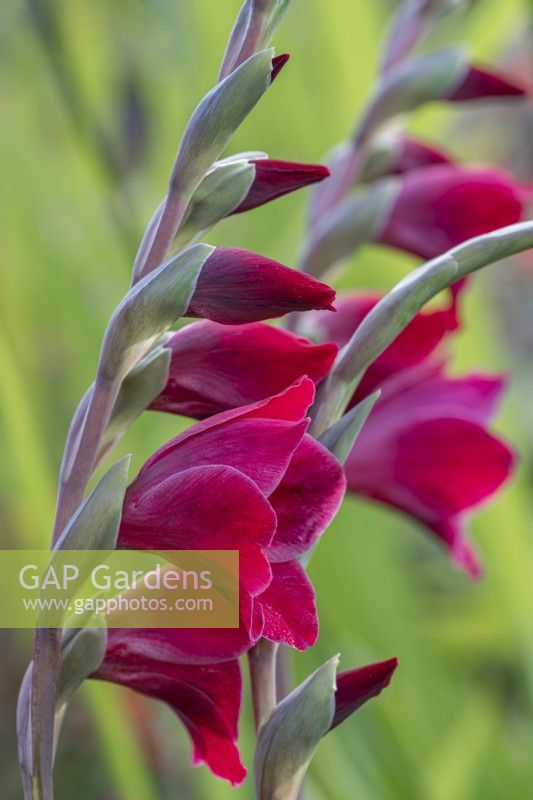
(309, 294, 515, 577)
(231, 159, 330, 214)
(447, 65, 527, 102)
(186, 247, 336, 323)
(92, 646, 246, 784)
(377, 165, 528, 262)
(150, 320, 338, 418)
(98, 380, 345, 784)
(119, 378, 346, 653)
(331, 658, 398, 730)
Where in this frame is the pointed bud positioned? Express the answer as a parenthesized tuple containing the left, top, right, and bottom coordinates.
(171, 49, 281, 201)
(355, 47, 468, 147)
(383, 136, 453, 175)
(174, 156, 329, 248)
(447, 65, 526, 101)
(219, 1, 292, 80)
(186, 247, 336, 323)
(271, 52, 290, 80)
(330, 658, 398, 730)
(233, 158, 329, 213)
(356, 53, 525, 149)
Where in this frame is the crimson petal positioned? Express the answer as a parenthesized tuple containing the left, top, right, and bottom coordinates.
(448, 65, 527, 101)
(271, 53, 290, 81)
(259, 561, 318, 650)
(268, 434, 346, 562)
(378, 165, 527, 262)
(139, 378, 315, 498)
(186, 247, 336, 324)
(131, 418, 308, 499)
(331, 658, 398, 730)
(93, 647, 246, 785)
(346, 399, 515, 577)
(386, 137, 453, 175)
(308, 291, 459, 398)
(150, 321, 337, 419)
(119, 464, 276, 594)
(233, 159, 330, 214)
(374, 364, 507, 425)
(100, 589, 262, 666)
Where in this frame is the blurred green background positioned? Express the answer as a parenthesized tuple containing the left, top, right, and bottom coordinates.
(1, 0, 532, 798)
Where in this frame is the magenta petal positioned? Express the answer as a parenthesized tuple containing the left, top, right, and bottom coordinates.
(375, 365, 508, 426)
(431, 518, 483, 579)
(93, 649, 246, 785)
(139, 378, 315, 496)
(395, 417, 515, 517)
(101, 587, 262, 666)
(186, 247, 336, 324)
(232, 160, 330, 214)
(259, 561, 318, 650)
(271, 53, 290, 81)
(347, 404, 515, 576)
(150, 321, 337, 419)
(378, 165, 527, 261)
(448, 65, 527, 101)
(331, 658, 398, 730)
(308, 291, 459, 398)
(268, 435, 346, 562)
(119, 464, 275, 594)
(386, 137, 453, 175)
(130, 418, 309, 500)
(240, 375, 316, 422)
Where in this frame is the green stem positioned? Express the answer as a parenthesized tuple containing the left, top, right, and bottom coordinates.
(248, 639, 279, 731)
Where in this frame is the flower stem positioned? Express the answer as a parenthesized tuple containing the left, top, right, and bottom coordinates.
(133, 190, 189, 282)
(25, 378, 120, 800)
(248, 639, 279, 731)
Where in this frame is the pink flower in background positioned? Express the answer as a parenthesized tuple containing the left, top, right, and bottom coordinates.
(150, 320, 338, 418)
(446, 65, 527, 102)
(345, 363, 513, 578)
(232, 159, 330, 214)
(384, 136, 452, 176)
(309, 291, 459, 396)
(377, 165, 528, 262)
(310, 294, 515, 577)
(186, 248, 336, 323)
(119, 378, 346, 654)
(92, 639, 246, 784)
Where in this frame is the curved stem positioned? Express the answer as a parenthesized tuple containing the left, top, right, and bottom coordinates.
(27, 377, 120, 800)
(53, 378, 119, 543)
